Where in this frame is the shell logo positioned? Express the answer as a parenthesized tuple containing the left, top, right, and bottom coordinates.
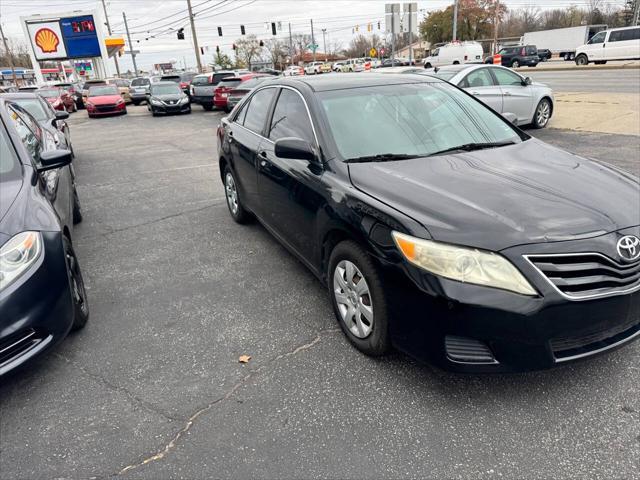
(34, 28, 60, 54)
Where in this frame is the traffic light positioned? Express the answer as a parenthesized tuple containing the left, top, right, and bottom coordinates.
(271, 22, 276, 35)
(377, 21, 381, 30)
(232, 43, 237, 50)
(217, 26, 223, 36)
(177, 28, 184, 40)
(240, 25, 245, 35)
(259, 40, 264, 47)
(216, 45, 220, 53)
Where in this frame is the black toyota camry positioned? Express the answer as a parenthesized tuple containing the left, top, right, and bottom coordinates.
(216, 74, 640, 372)
(0, 99, 88, 377)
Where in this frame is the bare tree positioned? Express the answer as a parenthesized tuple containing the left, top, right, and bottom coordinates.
(264, 38, 287, 69)
(234, 34, 262, 68)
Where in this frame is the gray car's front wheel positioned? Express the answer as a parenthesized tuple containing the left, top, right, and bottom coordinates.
(533, 98, 552, 129)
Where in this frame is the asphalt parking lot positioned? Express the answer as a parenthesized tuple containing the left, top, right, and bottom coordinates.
(1, 105, 639, 479)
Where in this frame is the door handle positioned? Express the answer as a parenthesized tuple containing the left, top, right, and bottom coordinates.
(503, 91, 512, 96)
(471, 91, 480, 96)
(258, 151, 268, 167)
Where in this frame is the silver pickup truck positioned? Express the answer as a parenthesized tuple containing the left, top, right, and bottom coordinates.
(190, 70, 249, 110)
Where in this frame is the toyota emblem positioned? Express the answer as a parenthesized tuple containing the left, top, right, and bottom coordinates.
(617, 235, 640, 262)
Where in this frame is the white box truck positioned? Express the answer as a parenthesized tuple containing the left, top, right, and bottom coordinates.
(521, 25, 607, 60)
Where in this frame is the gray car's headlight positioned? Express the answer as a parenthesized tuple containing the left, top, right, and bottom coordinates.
(179, 96, 189, 104)
(150, 98, 163, 105)
(0, 231, 42, 292)
(392, 232, 536, 296)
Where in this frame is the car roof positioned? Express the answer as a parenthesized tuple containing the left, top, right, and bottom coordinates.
(269, 73, 444, 92)
(434, 64, 475, 73)
(0, 92, 41, 99)
(152, 81, 181, 86)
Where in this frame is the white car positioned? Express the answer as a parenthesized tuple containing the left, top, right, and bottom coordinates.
(283, 65, 304, 76)
(304, 62, 324, 75)
(423, 41, 484, 68)
(575, 25, 640, 65)
(432, 64, 555, 128)
(343, 58, 365, 72)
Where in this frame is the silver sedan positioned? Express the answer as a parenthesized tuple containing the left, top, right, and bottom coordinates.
(429, 64, 554, 128)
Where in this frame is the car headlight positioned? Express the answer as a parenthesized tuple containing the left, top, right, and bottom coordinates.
(392, 232, 536, 296)
(0, 232, 42, 292)
(150, 98, 162, 105)
(179, 96, 189, 104)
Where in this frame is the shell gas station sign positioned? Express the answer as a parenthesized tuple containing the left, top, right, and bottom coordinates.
(27, 21, 67, 60)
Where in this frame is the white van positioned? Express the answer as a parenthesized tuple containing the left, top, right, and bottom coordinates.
(423, 41, 484, 68)
(575, 26, 640, 65)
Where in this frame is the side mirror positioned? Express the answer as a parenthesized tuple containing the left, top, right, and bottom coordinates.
(522, 76, 532, 86)
(274, 137, 316, 162)
(502, 112, 518, 125)
(55, 110, 69, 120)
(38, 149, 73, 172)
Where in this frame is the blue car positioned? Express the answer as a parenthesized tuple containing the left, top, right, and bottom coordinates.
(0, 99, 88, 377)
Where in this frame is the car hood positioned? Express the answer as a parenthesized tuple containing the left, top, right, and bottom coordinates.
(153, 93, 184, 101)
(348, 139, 640, 251)
(88, 95, 122, 105)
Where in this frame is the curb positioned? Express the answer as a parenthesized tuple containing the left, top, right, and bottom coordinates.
(515, 64, 640, 73)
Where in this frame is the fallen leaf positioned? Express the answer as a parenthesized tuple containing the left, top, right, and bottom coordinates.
(238, 355, 251, 363)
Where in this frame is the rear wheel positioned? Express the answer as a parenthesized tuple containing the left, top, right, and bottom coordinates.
(424, 62, 432, 69)
(328, 241, 390, 356)
(63, 237, 89, 331)
(511, 60, 520, 68)
(223, 166, 250, 223)
(575, 54, 588, 66)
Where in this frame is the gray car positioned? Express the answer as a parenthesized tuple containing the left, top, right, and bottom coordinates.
(431, 64, 554, 128)
(129, 77, 151, 105)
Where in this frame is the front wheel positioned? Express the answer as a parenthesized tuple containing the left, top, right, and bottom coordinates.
(223, 167, 250, 223)
(575, 54, 588, 66)
(328, 241, 390, 356)
(64, 237, 89, 331)
(533, 98, 552, 129)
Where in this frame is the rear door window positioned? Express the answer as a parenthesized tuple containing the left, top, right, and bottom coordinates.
(268, 89, 315, 144)
(242, 88, 277, 134)
(460, 68, 495, 88)
(191, 76, 209, 86)
(212, 73, 233, 84)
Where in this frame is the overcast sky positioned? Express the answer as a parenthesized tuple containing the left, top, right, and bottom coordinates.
(0, 0, 628, 73)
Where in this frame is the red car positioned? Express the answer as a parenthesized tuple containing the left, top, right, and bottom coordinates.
(37, 87, 76, 113)
(214, 74, 266, 112)
(85, 85, 127, 118)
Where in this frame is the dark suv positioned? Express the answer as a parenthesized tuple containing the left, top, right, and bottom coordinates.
(497, 45, 539, 68)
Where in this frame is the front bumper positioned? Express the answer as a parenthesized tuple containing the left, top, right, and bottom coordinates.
(150, 101, 191, 114)
(386, 228, 640, 372)
(87, 103, 126, 116)
(214, 97, 228, 109)
(0, 232, 74, 377)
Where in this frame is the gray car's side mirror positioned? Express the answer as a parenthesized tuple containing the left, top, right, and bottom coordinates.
(274, 137, 316, 162)
(38, 149, 73, 172)
(522, 76, 532, 86)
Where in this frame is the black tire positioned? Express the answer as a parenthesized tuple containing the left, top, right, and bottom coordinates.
(184, 107, 192, 114)
(532, 98, 552, 129)
(72, 187, 83, 224)
(133, 100, 140, 106)
(511, 60, 520, 68)
(452, 60, 460, 65)
(424, 62, 432, 69)
(223, 166, 250, 223)
(328, 240, 391, 356)
(63, 237, 89, 331)
(575, 54, 588, 66)
(203, 104, 214, 111)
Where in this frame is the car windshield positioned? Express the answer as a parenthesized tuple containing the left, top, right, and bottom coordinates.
(151, 84, 182, 95)
(218, 79, 242, 88)
(318, 81, 523, 161)
(12, 98, 49, 122)
(131, 78, 150, 86)
(89, 86, 119, 96)
(38, 89, 60, 98)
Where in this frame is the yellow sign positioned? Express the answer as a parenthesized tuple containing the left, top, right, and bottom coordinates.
(369, 47, 377, 57)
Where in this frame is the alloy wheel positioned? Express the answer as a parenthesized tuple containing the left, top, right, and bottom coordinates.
(225, 172, 239, 215)
(536, 100, 551, 128)
(333, 260, 374, 339)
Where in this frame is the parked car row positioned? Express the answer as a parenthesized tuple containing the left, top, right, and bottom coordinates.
(0, 94, 88, 377)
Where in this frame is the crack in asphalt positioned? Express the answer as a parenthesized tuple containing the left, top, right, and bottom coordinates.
(54, 353, 184, 422)
(116, 328, 341, 476)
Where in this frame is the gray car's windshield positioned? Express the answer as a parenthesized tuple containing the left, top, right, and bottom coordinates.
(150, 84, 182, 95)
(319, 82, 523, 161)
(12, 98, 49, 122)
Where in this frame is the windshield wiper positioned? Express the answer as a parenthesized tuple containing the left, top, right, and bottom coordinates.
(428, 141, 516, 157)
(345, 153, 421, 163)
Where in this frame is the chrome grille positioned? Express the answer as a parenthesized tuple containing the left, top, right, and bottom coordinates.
(525, 253, 640, 299)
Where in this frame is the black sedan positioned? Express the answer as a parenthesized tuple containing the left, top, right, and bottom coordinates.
(216, 74, 640, 372)
(147, 82, 191, 116)
(0, 99, 88, 377)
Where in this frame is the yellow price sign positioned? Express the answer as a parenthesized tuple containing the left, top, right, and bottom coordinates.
(369, 47, 377, 57)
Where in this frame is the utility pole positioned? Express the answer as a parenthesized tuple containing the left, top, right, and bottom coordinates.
(187, 0, 203, 72)
(122, 12, 138, 75)
(310, 18, 316, 62)
(0, 20, 18, 86)
(452, 0, 459, 41)
(634, 0, 640, 25)
(321, 28, 327, 61)
(101, 0, 121, 76)
(288, 22, 294, 65)
(493, 0, 500, 54)
(408, 3, 413, 65)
